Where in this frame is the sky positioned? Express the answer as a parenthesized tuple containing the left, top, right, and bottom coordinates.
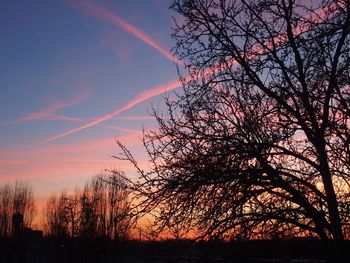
(0, 0, 183, 214)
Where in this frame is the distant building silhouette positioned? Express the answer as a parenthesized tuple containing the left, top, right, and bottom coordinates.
(12, 212, 24, 237)
(23, 228, 43, 248)
(12, 212, 43, 247)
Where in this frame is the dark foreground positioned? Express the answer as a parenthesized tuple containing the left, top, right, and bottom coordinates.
(0, 237, 348, 263)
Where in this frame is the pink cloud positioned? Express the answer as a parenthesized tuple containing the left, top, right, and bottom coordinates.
(100, 124, 142, 134)
(0, 133, 143, 161)
(117, 116, 154, 121)
(0, 159, 28, 166)
(67, 0, 181, 64)
(0, 132, 145, 184)
(9, 92, 89, 124)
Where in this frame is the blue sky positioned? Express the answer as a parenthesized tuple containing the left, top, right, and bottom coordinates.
(0, 0, 182, 205)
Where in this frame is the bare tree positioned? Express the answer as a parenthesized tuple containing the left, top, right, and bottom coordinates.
(0, 182, 35, 237)
(44, 173, 132, 241)
(44, 191, 81, 239)
(0, 184, 13, 237)
(13, 181, 36, 228)
(105, 170, 132, 241)
(116, 0, 350, 259)
(66, 190, 80, 239)
(78, 173, 132, 240)
(79, 175, 109, 239)
(44, 193, 70, 238)
(159, 201, 195, 240)
(78, 186, 94, 239)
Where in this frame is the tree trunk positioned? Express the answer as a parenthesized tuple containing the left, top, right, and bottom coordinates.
(317, 142, 345, 262)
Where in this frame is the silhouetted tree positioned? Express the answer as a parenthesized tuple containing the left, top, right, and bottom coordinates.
(79, 173, 132, 240)
(44, 173, 132, 241)
(105, 170, 132, 241)
(44, 193, 70, 238)
(0, 184, 12, 237)
(0, 182, 35, 237)
(65, 190, 80, 239)
(79, 181, 100, 239)
(13, 181, 36, 228)
(160, 201, 194, 240)
(116, 0, 350, 259)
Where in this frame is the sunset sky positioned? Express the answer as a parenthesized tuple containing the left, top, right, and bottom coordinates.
(0, 0, 181, 210)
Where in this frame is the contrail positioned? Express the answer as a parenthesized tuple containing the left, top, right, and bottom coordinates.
(67, 0, 181, 64)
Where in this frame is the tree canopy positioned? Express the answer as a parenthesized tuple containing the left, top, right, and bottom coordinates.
(117, 0, 350, 249)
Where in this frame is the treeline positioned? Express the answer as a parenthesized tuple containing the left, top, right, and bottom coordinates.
(0, 171, 133, 242)
(44, 171, 132, 241)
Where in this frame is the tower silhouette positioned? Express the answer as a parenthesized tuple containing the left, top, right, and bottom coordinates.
(12, 212, 24, 237)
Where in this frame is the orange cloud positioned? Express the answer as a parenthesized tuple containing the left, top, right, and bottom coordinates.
(67, 0, 181, 64)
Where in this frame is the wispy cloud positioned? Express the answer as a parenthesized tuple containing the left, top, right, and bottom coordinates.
(9, 92, 89, 124)
(67, 0, 181, 64)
